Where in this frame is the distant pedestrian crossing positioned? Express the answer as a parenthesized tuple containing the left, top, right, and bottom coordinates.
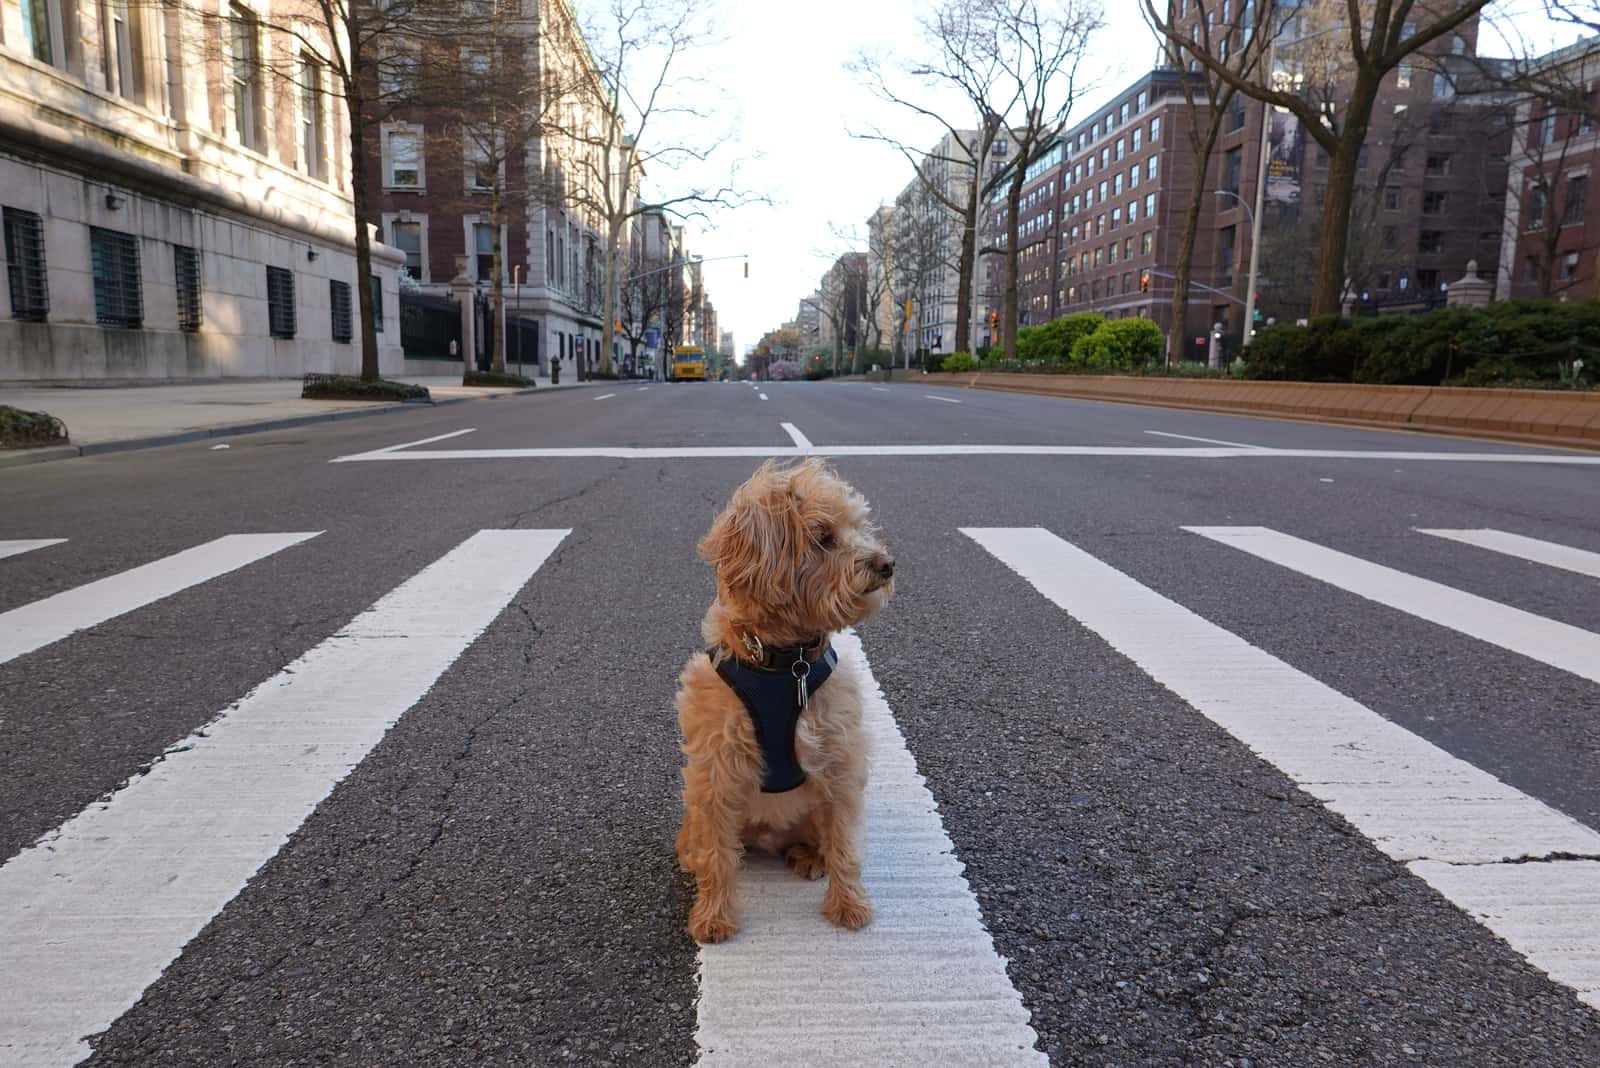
(1, 521, 1596, 1065)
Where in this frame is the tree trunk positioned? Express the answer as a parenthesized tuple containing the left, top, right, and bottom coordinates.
(490, 190, 507, 375)
(1310, 81, 1377, 318)
(345, 72, 380, 382)
(1171, 114, 1224, 365)
(954, 178, 978, 355)
(601, 227, 619, 376)
(1002, 164, 1026, 361)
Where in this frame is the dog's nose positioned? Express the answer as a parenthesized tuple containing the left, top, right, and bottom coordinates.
(875, 555, 895, 580)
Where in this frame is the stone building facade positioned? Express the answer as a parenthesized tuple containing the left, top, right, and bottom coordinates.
(1, 0, 402, 381)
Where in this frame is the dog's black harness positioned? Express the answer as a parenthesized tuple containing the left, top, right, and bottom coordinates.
(709, 641, 838, 793)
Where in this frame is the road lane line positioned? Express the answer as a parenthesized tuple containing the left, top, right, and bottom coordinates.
(758, 393, 770, 401)
(0, 539, 66, 561)
(695, 629, 1045, 1065)
(0, 529, 569, 1067)
(924, 394, 962, 404)
(870, 386, 889, 392)
(1145, 430, 1266, 449)
(962, 526, 1600, 1011)
(594, 393, 617, 401)
(1416, 528, 1600, 580)
(0, 534, 321, 667)
(329, 428, 477, 462)
(1185, 526, 1600, 685)
(330, 444, 1600, 464)
(637, 386, 650, 391)
(780, 423, 812, 450)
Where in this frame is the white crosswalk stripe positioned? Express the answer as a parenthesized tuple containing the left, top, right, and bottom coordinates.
(963, 526, 1600, 1012)
(695, 629, 1045, 1066)
(0, 538, 66, 561)
(0, 533, 320, 667)
(1185, 526, 1600, 685)
(0, 529, 568, 1067)
(1417, 527, 1600, 580)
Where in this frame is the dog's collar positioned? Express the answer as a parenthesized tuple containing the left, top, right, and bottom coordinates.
(731, 631, 830, 671)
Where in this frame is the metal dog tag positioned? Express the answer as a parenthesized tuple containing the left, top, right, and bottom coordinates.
(792, 661, 810, 709)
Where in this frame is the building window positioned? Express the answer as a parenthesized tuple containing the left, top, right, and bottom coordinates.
(229, 4, 262, 150)
(1384, 187, 1400, 211)
(1382, 226, 1397, 250)
(390, 219, 423, 280)
(21, 0, 65, 67)
(1114, 173, 1124, 195)
(1422, 191, 1446, 214)
(1397, 64, 1412, 90)
(1528, 186, 1548, 228)
(1124, 237, 1134, 258)
(1418, 268, 1439, 291)
(1130, 165, 1140, 189)
(299, 57, 326, 180)
(1147, 156, 1158, 181)
(329, 279, 353, 342)
(1108, 240, 1119, 264)
(1223, 146, 1243, 195)
(1418, 230, 1443, 253)
(1141, 230, 1153, 254)
(466, 139, 499, 191)
(1562, 250, 1581, 279)
(4, 207, 49, 322)
(1565, 175, 1588, 225)
(1432, 72, 1454, 99)
(174, 245, 201, 332)
(371, 275, 384, 332)
(1111, 207, 1122, 230)
(993, 138, 1009, 156)
(1128, 198, 1138, 222)
(90, 227, 142, 328)
(1144, 192, 1156, 217)
(1116, 137, 1125, 161)
(1425, 153, 1452, 176)
(267, 266, 296, 339)
(387, 129, 421, 187)
(1229, 99, 1246, 132)
(108, 0, 146, 102)
(474, 222, 496, 280)
(1218, 225, 1236, 285)
(1150, 116, 1161, 141)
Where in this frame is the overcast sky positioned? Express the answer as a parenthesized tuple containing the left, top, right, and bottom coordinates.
(579, 0, 1581, 359)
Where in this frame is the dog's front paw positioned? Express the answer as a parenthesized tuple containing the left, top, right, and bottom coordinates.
(688, 902, 738, 944)
(822, 887, 873, 931)
(785, 843, 826, 880)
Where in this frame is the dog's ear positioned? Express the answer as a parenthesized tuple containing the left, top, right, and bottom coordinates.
(699, 462, 805, 605)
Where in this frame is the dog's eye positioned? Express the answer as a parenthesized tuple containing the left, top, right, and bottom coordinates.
(816, 530, 835, 549)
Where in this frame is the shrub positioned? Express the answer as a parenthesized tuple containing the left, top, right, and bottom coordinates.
(942, 351, 979, 372)
(924, 351, 947, 372)
(301, 374, 430, 402)
(1017, 313, 1106, 364)
(462, 370, 535, 388)
(0, 405, 69, 448)
(1070, 319, 1164, 370)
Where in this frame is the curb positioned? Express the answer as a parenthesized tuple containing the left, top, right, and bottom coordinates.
(0, 383, 557, 470)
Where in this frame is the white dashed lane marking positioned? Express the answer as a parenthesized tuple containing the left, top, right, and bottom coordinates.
(758, 393, 769, 401)
(780, 423, 812, 450)
(0, 534, 320, 667)
(0, 529, 569, 1067)
(964, 525, 1600, 1012)
(924, 394, 961, 404)
(1145, 430, 1265, 449)
(694, 629, 1046, 1065)
(594, 393, 617, 401)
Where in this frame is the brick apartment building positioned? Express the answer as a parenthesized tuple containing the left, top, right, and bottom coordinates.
(980, 16, 1513, 358)
(364, 0, 621, 374)
(1497, 39, 1600, 302)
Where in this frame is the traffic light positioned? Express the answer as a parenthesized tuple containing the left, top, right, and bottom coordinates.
(1139, 272, 1150, 293)
(989, 310, 999, 330)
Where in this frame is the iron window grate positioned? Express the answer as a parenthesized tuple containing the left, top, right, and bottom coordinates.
(370, 274, 384, 332)
(91, 226, 143, 328)
(267, 265, 296, 339)
(4, 207, 49, 322)
(330, 279, 352, 342)
(174, 245, 202, 331)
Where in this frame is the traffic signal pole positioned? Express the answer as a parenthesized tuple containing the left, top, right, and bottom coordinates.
(1243, 92, 1272, 346)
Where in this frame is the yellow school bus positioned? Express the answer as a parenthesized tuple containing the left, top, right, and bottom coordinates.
(672, 345, 707, 381)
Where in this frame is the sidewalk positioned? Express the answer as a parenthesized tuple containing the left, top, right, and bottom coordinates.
(0, 374, 583, 468)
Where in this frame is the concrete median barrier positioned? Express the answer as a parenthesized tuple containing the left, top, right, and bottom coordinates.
(956, 373, 1600, 450)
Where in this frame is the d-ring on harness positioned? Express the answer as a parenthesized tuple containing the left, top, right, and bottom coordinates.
(710, 640, 838, 793)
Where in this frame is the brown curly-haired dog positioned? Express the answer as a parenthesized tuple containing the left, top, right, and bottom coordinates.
(675, 459, 894, 944)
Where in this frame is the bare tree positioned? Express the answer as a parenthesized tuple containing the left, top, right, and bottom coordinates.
(889, 193, 955, 366)
(801, 252, 869, 375)
(853, 0, 1031, 356)
(1145, 0, 1492, 318)
(980, 0, 1099, 360)
(539, 0, 757, 376)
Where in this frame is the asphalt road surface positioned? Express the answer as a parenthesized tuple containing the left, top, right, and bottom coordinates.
(2, 377, 1598, 1067)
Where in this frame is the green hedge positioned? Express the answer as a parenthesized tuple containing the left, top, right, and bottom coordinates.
(1071, 318, 1164, 370)
(462, 370, 535, 388)
(301, 374, 431, 402)
(942, 352, 979, 372)
(1016, 313, 1106, 363)
(1241, 301, 1600, 386)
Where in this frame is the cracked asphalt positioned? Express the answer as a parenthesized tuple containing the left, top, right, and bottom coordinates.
(1, 379, 1597, 1066)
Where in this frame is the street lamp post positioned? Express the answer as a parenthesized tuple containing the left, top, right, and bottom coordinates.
(1215, 188, 1261, 355)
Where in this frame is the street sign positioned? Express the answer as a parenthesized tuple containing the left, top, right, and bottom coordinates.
(645, 329, 660, 347)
